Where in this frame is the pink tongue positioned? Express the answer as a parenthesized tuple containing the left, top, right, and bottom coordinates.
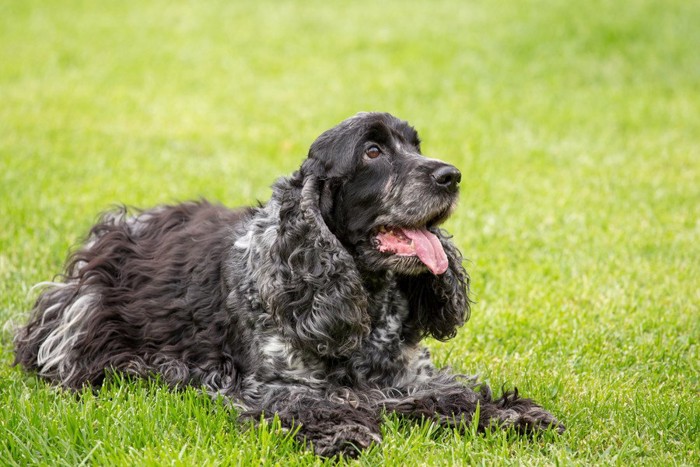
(401, 228, 449, 275)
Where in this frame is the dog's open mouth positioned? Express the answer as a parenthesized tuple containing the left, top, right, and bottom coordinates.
(374, 226, 448, 275)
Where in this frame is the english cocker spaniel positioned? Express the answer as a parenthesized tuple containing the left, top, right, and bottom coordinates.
(15, 112, 563, 457)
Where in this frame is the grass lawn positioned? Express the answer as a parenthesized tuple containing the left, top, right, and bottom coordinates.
(1, 0, 698, 464)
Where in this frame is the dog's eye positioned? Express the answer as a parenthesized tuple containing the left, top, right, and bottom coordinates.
(365, 146, 382, 159)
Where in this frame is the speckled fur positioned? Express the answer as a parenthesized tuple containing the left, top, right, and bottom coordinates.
(14, 113, 563, 457)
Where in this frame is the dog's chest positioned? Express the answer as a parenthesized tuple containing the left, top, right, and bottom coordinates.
(255, 303, 415, 388)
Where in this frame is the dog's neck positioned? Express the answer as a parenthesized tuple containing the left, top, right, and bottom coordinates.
(360, 269, 392, 295)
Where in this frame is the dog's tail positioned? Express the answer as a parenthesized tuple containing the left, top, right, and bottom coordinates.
(13, 280, 95, 388)
(13, 206, 133, 389)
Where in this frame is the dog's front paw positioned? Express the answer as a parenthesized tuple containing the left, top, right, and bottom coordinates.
(502, 405, 565, 434)
(495, 390, 565, 434)
(310, 423, 382, 458)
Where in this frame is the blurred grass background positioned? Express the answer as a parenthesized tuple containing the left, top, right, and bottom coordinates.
(1, 0, 698, 465)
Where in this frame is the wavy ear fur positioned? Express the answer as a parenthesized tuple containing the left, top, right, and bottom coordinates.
(260, 172, 370, 358)
(397, 231, 470, 345)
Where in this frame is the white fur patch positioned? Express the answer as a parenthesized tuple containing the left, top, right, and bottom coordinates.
(37, 289, 98, 380)
(261, 336, 325, 385)
(261, 335, 288, 358)
(234, 230, 253, 250)
(125, 208, 165, 235)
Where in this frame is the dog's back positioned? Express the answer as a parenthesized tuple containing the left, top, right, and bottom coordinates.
(14, 200, 253, 390)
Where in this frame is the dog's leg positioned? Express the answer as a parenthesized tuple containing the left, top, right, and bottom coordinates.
(382, 372, 564, 434)
(487, 388, 565, 434)
(242, 385, 382, 458)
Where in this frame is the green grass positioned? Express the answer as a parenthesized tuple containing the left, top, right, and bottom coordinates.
(1, 0, 698, 464)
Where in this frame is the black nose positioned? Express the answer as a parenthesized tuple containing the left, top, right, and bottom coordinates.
(431, 164, 461, 192)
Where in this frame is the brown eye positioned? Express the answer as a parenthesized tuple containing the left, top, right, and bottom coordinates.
(366, 145, 382, 159)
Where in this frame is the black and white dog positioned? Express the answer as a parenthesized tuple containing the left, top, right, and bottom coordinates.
(15, 112, 563, 457)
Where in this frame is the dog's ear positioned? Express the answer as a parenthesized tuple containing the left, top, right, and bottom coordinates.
(304, 117, 365, 179)
(259, 172, 370, 358)
(397, 231, 470, 344)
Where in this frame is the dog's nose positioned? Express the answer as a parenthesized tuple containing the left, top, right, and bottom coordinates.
(431, 164, 461, 192)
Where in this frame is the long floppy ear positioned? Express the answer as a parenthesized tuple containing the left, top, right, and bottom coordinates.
(397, 230, 470, 344)
(259, 172, 370, 358)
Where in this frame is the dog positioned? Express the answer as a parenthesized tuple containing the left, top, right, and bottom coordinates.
(14, 112, 563, 457)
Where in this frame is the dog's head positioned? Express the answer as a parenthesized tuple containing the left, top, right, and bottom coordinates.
(302, 112, 462, 276)
(265, 113, 469, 357)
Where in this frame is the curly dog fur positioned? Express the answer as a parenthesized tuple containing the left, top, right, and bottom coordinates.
(14, 112, 563, 457)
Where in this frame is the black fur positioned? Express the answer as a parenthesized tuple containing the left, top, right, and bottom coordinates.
(14, 112, 563, 457)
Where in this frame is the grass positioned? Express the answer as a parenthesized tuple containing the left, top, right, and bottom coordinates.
(1, 0, 698, 464)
